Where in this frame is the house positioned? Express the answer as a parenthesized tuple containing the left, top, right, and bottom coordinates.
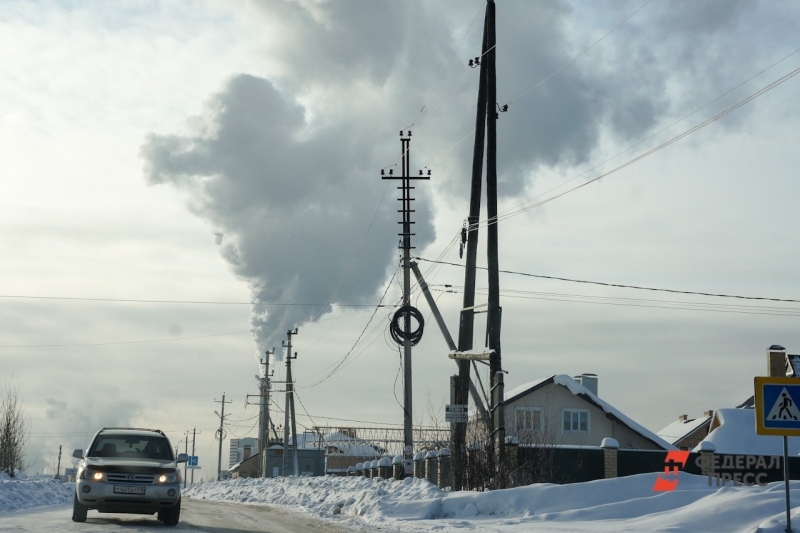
(692, 345, 800, 455)
(503, 374, 675, 450)
(657, 412, 713, 450)
(229, 449, 260, 479)
(695, 408, 800, 455)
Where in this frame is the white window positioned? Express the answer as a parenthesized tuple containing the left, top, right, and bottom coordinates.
(562, 409, 590, 433)
(514, 407, 542, 432)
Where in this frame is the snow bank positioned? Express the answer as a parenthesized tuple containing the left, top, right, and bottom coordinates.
(184, 473, 800, 532)
(0, 474, 74, 513)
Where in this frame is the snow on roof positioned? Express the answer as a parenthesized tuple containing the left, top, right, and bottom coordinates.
(505, 374, 676, 450)
(657, 415, 712, 445)
(695, 408, 800, 455)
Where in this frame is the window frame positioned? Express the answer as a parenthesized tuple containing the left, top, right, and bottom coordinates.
(562, 408, 591, 434)
(514, 406, 543, 433)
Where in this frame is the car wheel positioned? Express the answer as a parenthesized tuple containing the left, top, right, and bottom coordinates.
(161, 498, 181, 526)
(72, 493, 88, 522)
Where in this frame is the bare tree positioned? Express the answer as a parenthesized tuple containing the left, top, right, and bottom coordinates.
(0, 381, 31, 477)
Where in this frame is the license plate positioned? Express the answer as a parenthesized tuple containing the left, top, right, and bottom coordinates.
(114, 485, 146, 495)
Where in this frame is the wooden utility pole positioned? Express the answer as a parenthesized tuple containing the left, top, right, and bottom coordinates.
(54, 445, 62, 479)
(453, 4, 490, 491)
(190, 427, 196, 486)
(381, 133, 429, 475)
(454, 0, 505, 489)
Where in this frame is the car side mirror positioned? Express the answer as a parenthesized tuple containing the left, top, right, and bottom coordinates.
(177, 453, 188, 463)
(72, 449, 84, 459)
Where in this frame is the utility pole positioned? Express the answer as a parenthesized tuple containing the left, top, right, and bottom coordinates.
(214, 394, 232, 481)
(484, 0, 505, 488)
(183, 432, 189, 489)
(453, 0, 505, 489)
(54, 445, 62, 480)
(282, 329, 299, 476)
(381, 132, 429, 475)
(190, 427, 196, 486)
(258, 348, 274, 477)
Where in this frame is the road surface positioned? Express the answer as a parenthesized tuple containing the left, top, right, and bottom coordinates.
(0, 499, 358, 533)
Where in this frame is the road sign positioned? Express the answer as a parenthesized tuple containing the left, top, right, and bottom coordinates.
(446, 404, 468, 423)
(755, 377, 800, 436)
(186, 466, 202, 470)
(188, 455, 199, 466)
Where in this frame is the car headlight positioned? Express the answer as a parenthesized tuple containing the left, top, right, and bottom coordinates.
(81, 468, 103, 481)
(157, 472, 179, 483)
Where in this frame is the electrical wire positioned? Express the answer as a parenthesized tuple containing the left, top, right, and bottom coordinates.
(0, 330, 252, 349)
(503, 0, 653, 106)
(295, 269, 401, 387)
(0, 294, 391, 306)
(497, 45, 800, 215)
(416, 257, 800, 304)
(469, 64, 800, 230)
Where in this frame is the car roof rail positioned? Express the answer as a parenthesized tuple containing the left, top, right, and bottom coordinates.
(97, 427, 166, 436)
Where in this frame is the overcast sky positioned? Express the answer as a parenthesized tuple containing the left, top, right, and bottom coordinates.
(2, 0, 800, 476)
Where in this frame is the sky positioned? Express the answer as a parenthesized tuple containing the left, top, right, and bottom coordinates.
(1, 0, 800, 476)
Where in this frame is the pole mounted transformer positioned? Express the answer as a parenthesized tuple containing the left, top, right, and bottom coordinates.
(381, 132, 430, 476)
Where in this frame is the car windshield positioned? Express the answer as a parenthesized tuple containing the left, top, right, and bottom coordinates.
(89, 435, 174, 460)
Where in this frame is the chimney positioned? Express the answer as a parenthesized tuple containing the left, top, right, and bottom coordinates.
(678, 414, 688, 422)
(767, 345, 786, 377)
(243, 445, 252, 461)
(574, 373, 598, 396)
(703, 410, 714, 418)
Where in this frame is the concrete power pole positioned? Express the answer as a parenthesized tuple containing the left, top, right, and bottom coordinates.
(54, 445, 62, 479)
(381, 132, 429, 475)
(282, 329, 299, 476)
(258, 348, 274, 477)
(190, 427, 196, 486)
(214, 394, 232, 481)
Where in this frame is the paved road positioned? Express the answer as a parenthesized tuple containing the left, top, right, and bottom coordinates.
(0, 499, 358, 533)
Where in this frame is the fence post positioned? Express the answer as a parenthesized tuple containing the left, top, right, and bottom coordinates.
(697, 441, 716, 479)
(414, 451, 426, 478)
(425, 450, 439, 486)
(438, 448, 451, 489)
(392, 455, 404, 479)
(379, 457, 392, 479)
(601, 438, 619, 479)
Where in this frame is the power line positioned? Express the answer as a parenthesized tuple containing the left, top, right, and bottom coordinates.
(471, 64, 800, 229)
(0, 294, 392, 306)
(503, 0, 653, 106)
(415, 257, 800, 303)
(0, 330, 252, 349)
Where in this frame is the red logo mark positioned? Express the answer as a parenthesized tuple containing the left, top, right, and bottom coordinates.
(653, 451, 690, 491)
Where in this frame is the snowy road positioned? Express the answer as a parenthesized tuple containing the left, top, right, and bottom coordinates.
(0, 499, 357, 533)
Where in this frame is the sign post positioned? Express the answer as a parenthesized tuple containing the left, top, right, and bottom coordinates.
(755, 376, 800, 533)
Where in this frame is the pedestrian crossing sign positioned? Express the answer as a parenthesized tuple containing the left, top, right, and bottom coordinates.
(755, 377, 800, 436)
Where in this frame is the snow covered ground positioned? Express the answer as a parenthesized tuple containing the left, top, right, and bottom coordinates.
(186, 473, 800, 533)
(3, 470, 800, 532)
(0, 472, 73, 513)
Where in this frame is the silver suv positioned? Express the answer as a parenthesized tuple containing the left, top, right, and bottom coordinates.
(72, 428, 187, 526)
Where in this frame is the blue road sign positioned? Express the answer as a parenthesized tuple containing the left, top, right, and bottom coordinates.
(188, 455, 198, 466)
(755, 377, 800, 436)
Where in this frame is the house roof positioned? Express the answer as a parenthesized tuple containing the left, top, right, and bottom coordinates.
(504, 374, 676, 450)
(696, 408, 800, 455)
(657, 415, 712, 445)
(228, 451, 260, 472)
(786, 354, 800, 377)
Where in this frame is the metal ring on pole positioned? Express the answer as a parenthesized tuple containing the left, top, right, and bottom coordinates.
(390, 305, 424, 346)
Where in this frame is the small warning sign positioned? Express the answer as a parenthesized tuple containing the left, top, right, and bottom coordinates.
(766, 388, 800, 421)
